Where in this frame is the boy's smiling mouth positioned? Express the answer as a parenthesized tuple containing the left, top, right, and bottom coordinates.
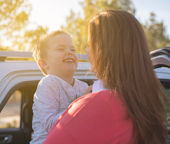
(63, 58, 74, 63)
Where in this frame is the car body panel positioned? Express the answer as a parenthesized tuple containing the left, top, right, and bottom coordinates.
(0, 61, 95, 111)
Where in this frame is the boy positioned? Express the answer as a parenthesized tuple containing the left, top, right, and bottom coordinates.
(30, 30, 89, 144)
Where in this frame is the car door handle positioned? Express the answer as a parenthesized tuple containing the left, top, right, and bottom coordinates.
(0, 135, 12, 143)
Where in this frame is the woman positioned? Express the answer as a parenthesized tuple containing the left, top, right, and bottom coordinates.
(44, 10, 169, 144)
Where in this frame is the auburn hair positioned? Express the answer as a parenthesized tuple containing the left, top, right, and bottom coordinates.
(88, 10, 169, 144)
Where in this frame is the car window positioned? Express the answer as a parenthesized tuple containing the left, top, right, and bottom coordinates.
(0, 90, 21, 128)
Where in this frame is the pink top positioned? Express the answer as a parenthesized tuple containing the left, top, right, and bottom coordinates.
(44, 90, 134, 144)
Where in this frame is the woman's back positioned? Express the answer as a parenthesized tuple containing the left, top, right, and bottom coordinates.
(44, 90, 134, 144)
(86, 10, 168, 143)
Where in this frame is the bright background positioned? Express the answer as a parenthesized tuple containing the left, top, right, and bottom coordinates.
(29, 0, 170, 36)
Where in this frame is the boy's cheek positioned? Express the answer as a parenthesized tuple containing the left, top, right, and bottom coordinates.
(75, 54, 79, 62)
(76, 60, 78, 68)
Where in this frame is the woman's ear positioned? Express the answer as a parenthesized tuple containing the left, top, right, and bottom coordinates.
(38, 59, 49, 70)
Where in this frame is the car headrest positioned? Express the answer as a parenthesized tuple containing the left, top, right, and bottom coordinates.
(150, 47, 170, 69)
(151, 55, 170, 69)
(150, 47, 170, 58)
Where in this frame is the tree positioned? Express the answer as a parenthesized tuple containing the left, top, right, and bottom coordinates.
(61, 0, 136, 53)
(0, 0, 30, 37)
(142, 13, 170, 51)
(13, 26, 48, 51)
(0, 0, 48, 51)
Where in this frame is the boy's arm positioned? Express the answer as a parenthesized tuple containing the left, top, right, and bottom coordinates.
(81, 85, 92, 96)
(33, 78, 65, 133)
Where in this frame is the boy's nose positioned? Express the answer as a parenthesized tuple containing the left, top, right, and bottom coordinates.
(66, 50, 73, 55)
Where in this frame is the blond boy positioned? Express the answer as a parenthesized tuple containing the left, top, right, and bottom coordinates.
(30, 30, 89, 144)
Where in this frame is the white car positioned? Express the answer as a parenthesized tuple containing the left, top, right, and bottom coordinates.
(0, 47, 170, 144)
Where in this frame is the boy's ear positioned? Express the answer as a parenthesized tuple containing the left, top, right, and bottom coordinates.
(38, 59, 49, 69)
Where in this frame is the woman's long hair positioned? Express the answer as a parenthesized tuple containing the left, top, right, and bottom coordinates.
(88, 10, 169, 144)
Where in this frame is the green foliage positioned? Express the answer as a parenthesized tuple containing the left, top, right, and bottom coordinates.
(13, 26, 48, 51)
(0, 0, 30, 37)
(0, 120, 18, 128)
(0, 0, 48, 51)
(62, 0, 170, 53)
(142, 13, 170, 51)
(24, 26, 48, 50)
(0, 46, 11, 51)
(61, 0, 136, 53)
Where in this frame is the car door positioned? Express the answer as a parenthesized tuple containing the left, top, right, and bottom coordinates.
(161, 80, 170, 119)
(151, 47, 170, 143)
(161, 80, 170, 144)
(0, 82, 38, 144)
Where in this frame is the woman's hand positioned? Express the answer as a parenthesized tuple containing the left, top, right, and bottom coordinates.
(82, 85, 93, 96)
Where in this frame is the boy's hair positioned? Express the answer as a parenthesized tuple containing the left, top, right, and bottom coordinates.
(33, 30, 70, 75)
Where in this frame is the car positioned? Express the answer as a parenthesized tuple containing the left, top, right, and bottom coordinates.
(0, 47, 170, 144)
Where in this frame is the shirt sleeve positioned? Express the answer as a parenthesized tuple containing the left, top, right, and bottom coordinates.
(92, 80, 107, 93)
(33, 77, 65, 133)
(76, 80, 89, 97)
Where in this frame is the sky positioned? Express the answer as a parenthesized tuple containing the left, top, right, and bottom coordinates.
(1, 0, 170, 47)
(29, 0, 170, 36)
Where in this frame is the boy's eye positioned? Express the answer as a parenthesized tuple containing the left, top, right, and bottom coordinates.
(57, 47, 64, 51)
(71, 49, 76, 52)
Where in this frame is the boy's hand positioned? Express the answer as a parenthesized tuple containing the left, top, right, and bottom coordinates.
(82, 85, 93, 96)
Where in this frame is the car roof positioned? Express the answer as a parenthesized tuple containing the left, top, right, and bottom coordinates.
(0, 52, 93, 84)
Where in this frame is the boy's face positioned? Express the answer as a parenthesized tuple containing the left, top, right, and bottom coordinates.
(43, 34, 78, 77)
